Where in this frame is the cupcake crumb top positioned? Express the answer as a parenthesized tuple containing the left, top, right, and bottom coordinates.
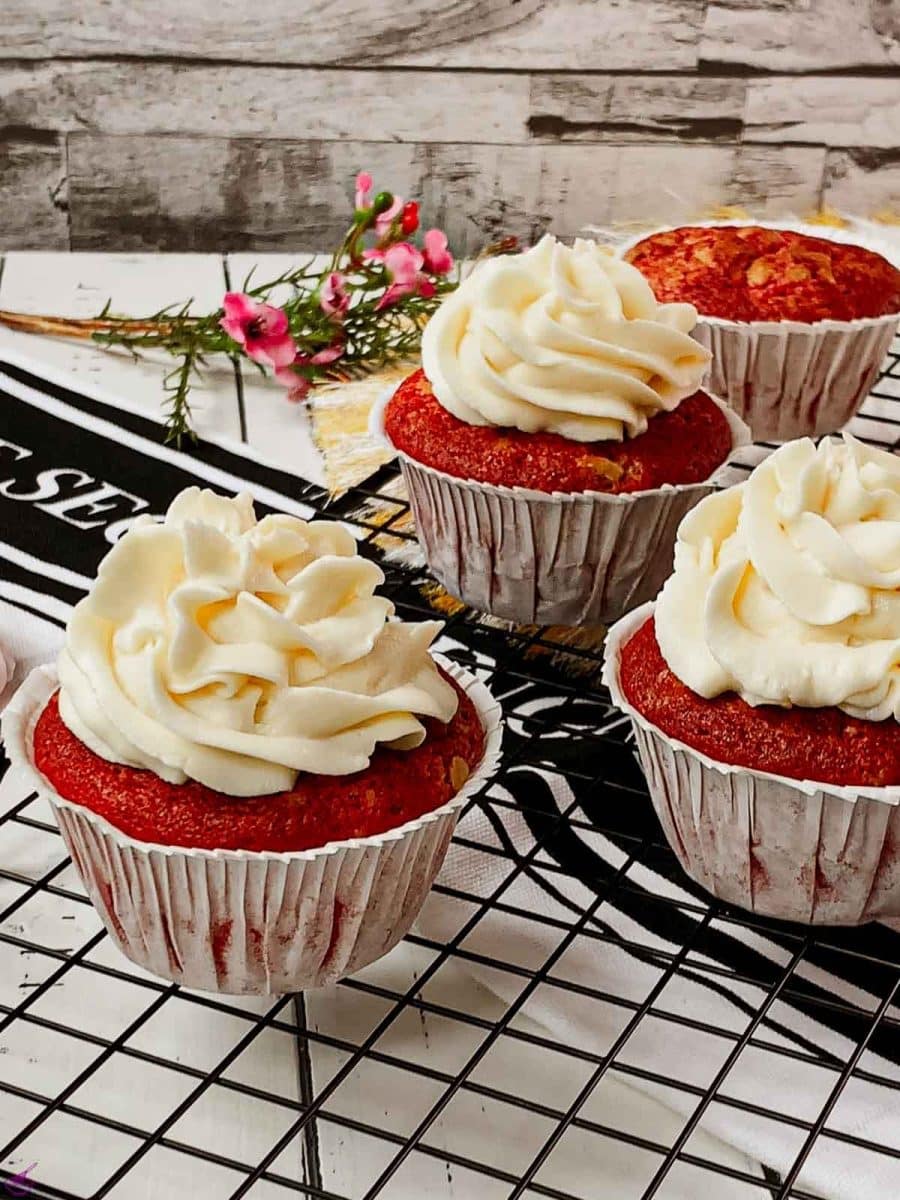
(625, 225, 900, 323)
(385, 369, 733, 493)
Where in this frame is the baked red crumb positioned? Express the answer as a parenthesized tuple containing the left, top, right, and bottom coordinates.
(625, 225, 900, 324)
(34, 674, 485, 852)
(385, 369, 732, 493)
(619, 617, 900, 788)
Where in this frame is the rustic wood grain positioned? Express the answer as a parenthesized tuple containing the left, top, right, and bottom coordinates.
(66, 134, 828, 254)
(6, 0, 898, 70)
(700, 0, 900, 71)
(0, 135, 68, 250)
(528, 76, 747, 142)
(0, 0, 703, 69)
(2, 3, 897, 251)
(66, 136, 431, 251)
(406, 142, 825, 241)
(529, 74, 900, 151)
(743, 77, 900, 150)
(0, 62, 529, 144)
(6, 63, 896, 153)
(823, 149, 900, 215)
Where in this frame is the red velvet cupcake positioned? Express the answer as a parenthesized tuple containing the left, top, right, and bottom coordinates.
(386, 369, 732, 495)
(622, 222, 900, 441)
(374, 234, 748, 627)
(3, 488, 502, 993)
(603, 434, 900, 925)
(32, 678, 484, 853)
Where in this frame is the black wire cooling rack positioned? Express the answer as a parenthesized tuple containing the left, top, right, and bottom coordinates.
(1, 337, 900, 1200)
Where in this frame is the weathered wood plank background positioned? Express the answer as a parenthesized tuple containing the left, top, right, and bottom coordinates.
(1, 0, 898, 252)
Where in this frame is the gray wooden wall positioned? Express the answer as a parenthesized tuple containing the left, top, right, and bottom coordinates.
(1, 1, 898, 254)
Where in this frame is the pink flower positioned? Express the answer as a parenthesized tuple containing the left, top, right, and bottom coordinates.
(374, 195, 403, 240)
(365, 242, 436, 308)
(355, 171, 373, 210)
(381, 242, 437, 308)
(220, 293, 297, 369)
(320, 271, 350, 318)
(422, 229, 454, 275)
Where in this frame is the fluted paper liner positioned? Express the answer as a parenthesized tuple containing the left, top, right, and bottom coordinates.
(603, 604, 900, 926)
(618, 220, 900, 442)
(371, 391, 750, 627)
(2, 658, 503, 994)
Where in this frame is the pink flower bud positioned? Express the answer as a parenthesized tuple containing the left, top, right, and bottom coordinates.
(374, 195, 403, 240)
(422, 229, 454, 276)
(354, 171, 373, 211)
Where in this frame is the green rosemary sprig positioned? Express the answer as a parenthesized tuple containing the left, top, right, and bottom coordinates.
(0, 177, 517, 446)
(162, 343, 200, 446)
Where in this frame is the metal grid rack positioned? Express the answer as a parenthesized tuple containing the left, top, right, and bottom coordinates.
(1, 339, 900, 1200)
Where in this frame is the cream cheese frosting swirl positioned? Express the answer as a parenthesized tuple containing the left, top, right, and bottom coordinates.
(656, 434, 900, 721)
(58, 488, 458, 796)
(421, 233, 710, 443)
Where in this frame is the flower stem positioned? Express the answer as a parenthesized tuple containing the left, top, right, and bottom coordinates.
(0, 310, 187, 338)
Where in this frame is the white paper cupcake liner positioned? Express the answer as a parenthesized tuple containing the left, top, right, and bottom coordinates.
(370, 390, 750, 627)
(617, 220, 900, 442)
(603, 603, 900, 926)
(1, 658, 503, 994)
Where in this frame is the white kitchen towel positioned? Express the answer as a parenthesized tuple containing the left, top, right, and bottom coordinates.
(421, 746, 900, 1200)
(3, 343, 900, 1199)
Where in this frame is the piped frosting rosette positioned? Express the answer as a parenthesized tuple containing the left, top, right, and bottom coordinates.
(422, 233, 710, 443)
(656, 433, 900, 720)
(604, 434, 900, 925)
(58, 488, 458, 797)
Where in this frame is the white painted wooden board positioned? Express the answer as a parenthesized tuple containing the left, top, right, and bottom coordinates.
(3, 0, 898, 71)
(0, 139, 68, 251)
(824, 155, 900, 219)
(699, 0, 900, 71)
(2, 64, 897, 151)
(0, 251, 326, 486)
(0, 252, 242, 442)
(742, 78, 900, 151)
(0, 63, 531, 145)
